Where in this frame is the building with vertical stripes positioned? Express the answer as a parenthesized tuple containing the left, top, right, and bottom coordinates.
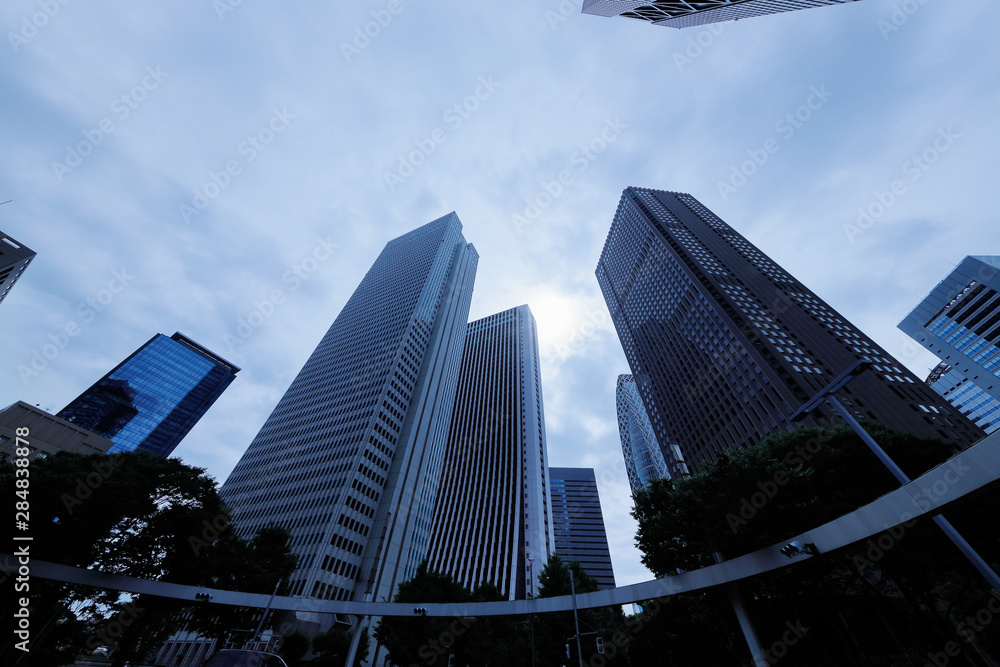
(596, 188, 983, 473)
(425, 305, 554, 600)
(219, 213, 478, 631)
(549, 467, 616, 590)
(899, 256, 1000, 435)
(581, 0, 862, 28)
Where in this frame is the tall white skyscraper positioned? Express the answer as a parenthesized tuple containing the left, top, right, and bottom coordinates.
(425, 305, 554, 600)
(220, 213, 478, 613)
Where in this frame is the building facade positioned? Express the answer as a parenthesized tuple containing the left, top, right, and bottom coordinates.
(596, 187, 984, 472)
(549, 467, 616, 590)
(0, 231, 35, 307)
(219, 214, 478, 626)
(425, 305, 554, 600)
(924, 362, 1000, 435)
(0, 401, 113, 463)
(581, 0, 861, 28)
(617, 374, 672, 495)
(899, 256, 1000, 434)
(58, 332, 239, 457)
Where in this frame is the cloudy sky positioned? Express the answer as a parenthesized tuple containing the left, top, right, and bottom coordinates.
(3, 0, 999, 588)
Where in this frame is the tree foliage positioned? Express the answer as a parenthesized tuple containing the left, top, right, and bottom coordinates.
(312, 625, 369, 667)
(631, 422, 1000, 664)
(0, 451, 295, 667)
(374, 561, 532, 666)
(534, 554, 627, 666)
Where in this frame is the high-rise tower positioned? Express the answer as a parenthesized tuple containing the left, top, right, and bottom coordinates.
(425, 305, 554, 600)
(899, 256, 1000, 435)
(596, 188, 983, 472)
(220, 214, 478, 615)
(549, 467, 616, 590)
(581, 0, 861, 28)
(0, 230, 35, 307)
(58, 332, 239, 457)
(617, 374, 675, 495)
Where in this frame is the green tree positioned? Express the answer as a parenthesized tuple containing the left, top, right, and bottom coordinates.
(632, 423, 1000, 664)
(534, 554, 627, 666)
(374, 561, 473, 666)
(278, 628, 310, 666)
(0, 451, 295, 667)
(187, 523, 298, 648)
(312, 625, 369, 667)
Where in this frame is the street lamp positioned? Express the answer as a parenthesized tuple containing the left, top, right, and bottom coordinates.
(789, 360, 1000, 592)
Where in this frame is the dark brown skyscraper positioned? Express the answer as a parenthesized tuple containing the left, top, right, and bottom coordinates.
(596, 187, 983, 471)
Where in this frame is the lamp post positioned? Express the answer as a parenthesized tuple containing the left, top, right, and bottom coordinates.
(790, 360, 1000, 592)
(527, 556, 535, 667)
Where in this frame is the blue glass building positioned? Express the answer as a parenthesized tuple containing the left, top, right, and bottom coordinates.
(899, 256, 1000, 435)
(925, 362, 1000, 435)
(549, 467, 616, 590)
(58, 332, 239, 457)
(616, 373, 673, 495)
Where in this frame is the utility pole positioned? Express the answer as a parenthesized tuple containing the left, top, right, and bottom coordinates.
(569, 568, 584, 667)
(251, 579, 282, 649)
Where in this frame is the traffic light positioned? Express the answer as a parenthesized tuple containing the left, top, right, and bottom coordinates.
(413, 607, 428, 616)
(596, 636, 604, 654)
(195, 592, 212, 601)
(565, 644, 571, 659)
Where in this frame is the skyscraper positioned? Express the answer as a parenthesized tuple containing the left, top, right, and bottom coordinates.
(581, 0, 861, 28)
(924, 362, 1000, 435)
(616, 373, 673, 495)
(596, 187, 983, 472)
(425, 305, 554, 600)
(899, 256, 1000, 434)
(549, 467, 616, 590)
(219, 214, 478, 619)
(0, 230, 35, 307)
(58, 332, 239, 457)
